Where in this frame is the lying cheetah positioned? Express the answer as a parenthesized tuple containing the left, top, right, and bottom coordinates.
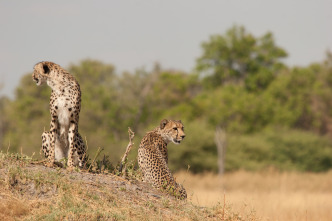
(32, 61, 86, 169)
(138, 119, 187, 199)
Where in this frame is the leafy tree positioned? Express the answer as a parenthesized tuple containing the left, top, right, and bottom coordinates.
(2, 74, 51, 153)
(146, 70, 200, 121)
(68, 60, 130, 160)
(69, 60, 118, 137)
(0, 95, 11, 150)
(196, 25, 287, 91)
(116, 65, 161, 133)
(1, 27, 332, 174)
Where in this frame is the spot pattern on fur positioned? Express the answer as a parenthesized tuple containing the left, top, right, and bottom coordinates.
(138, 119, 187, 199)
(33, 61, 86, 169)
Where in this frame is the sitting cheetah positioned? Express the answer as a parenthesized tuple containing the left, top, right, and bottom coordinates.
(32, 61, 86, 169)
(138, 119, 187, 199)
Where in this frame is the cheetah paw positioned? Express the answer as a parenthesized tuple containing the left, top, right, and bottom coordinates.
(45, 162, 55, 168)
(66, 166, 74, 172)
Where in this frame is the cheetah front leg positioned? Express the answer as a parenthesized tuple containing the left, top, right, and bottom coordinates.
(47, 115, 58, 167)
(67, 122, 77, 170)
(41, 131, 51, 158)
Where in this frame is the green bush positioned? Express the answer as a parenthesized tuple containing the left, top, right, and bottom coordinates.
(226, 128, 332, 172)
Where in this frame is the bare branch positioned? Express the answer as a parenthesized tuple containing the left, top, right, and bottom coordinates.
(119, 127, 135, 173)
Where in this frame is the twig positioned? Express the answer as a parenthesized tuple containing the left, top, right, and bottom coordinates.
(6, 140, 10, 154)
(31, 159, 48, 164)
(119, 127, 135, 173)
(87, 147, 103, 172)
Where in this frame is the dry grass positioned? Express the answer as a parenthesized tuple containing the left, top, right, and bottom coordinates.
(0, 152, 260, 221)
(0, 197, 29, 221)
(2, 151, 331, 220)
(176, 170, 332, 221)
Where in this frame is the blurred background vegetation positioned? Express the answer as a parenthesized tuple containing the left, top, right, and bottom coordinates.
(1, 25, 332, 173)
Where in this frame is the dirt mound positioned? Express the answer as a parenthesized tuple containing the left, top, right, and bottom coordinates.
(0, 153, 224, 220)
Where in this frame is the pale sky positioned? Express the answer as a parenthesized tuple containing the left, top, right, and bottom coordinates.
(1, 0, 331, 97)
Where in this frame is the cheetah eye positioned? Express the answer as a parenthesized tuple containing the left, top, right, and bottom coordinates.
(173, 127, 178, 131)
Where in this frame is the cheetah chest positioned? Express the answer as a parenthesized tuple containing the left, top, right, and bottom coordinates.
(55, 96, 72, 136)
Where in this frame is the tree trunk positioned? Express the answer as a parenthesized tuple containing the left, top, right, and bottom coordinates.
(215, 126, 227, 176)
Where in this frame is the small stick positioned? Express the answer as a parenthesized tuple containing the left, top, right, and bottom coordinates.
(6, 140, 10, 154)
(31, 159, 48, 164)
(87, 147, 103, 172)
(119, 128, 135, 173)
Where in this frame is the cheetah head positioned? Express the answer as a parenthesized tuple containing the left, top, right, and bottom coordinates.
(159, 119, 185, 144)
(32, 62, 51, 86)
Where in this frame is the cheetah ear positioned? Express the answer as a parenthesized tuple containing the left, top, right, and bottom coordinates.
(178, 120, 182, 123)
(160, 119, 168, 129)
(42, 64, 50, 74)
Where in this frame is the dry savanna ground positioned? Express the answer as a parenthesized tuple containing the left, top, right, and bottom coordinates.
(1, 151, 331, 221)
(176, 170, 332, 221)
(0, 152, 258, 221)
